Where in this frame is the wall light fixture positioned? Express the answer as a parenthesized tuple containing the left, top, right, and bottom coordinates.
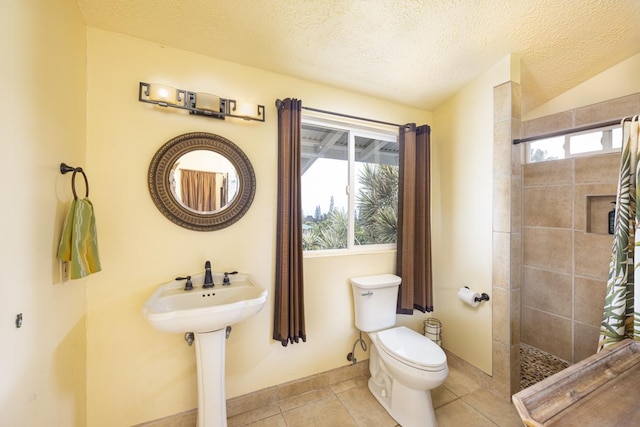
(138, 82, 265, 122)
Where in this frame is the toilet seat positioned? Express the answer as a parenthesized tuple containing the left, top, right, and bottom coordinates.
(375, 326, 447, 372)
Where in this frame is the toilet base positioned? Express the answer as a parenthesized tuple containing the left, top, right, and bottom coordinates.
(368, 377, 438, 427)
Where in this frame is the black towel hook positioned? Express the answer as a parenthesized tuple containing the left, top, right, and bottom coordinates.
(60, 162, 89, 199)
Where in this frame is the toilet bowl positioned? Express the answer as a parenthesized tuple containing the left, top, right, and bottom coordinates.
(350, 274, 448, 427)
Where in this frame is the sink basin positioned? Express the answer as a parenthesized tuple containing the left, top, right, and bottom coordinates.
(142, 272, 268, 333)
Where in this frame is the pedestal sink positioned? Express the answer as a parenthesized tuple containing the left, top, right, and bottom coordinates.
(142, 272, 268, 427)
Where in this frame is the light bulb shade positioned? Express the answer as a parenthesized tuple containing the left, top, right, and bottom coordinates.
(147, 83, 179, 105)
(229, 100, 265, 121)
(195, 93, 222, 112)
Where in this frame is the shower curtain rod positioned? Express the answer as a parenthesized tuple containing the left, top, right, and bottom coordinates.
(275, 99, 402, 127)
(513, 117, 634, 145)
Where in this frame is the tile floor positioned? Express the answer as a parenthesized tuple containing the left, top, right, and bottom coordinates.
(226, 366, 523, 426)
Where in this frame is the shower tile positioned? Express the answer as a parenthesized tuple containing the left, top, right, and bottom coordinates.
(494, 82, 514, 122)
(510, 232, 522, 289)
(522, 267, 572, 318)
(574, 277, 607, 328)
(523, 185, 573, 228)
(522, 307, 572, 362)
(511, 289, 521, 344)
(574, 153, 619, 184)
(573, 323, 600, 363)
(574, 183, 617, 231)
(510, 178, 522, 232)
(523, 227, 572, 274)
(492, 287, 510, 346)
(511, 82, 522, 120)
(494, 120, 513, 178)
(490, 341, 510, 399)
(493, 176, 511, 233)
(493, 232, 510, 288)
(574, 92, 640, 127)
(510, 343, 521, 394)
(521, 111, 574, 140)
(574, 231, 611, 279)
(512, 140, 524, 176)
(523, 158, 573, 186)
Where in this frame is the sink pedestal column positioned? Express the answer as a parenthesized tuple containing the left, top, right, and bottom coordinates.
(194, 329, 227, 427)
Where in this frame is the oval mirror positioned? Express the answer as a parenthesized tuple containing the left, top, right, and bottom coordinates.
(148, 132, 256, 231)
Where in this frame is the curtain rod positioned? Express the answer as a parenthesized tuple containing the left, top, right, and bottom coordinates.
(513, 117, 633, 145)
(275, 99, 402, 127)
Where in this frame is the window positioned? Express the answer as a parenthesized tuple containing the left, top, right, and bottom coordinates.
(301, 116, 399, 252)
(527, 124, 622, 163)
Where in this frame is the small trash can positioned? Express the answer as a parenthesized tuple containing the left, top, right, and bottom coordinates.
(424, 318, 442, 347)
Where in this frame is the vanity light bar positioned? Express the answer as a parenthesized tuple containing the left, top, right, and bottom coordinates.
(138, 82, 265, 122)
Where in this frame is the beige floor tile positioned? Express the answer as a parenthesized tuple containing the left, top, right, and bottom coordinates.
(431, 385, 458, 409)
(227, 404, 281, 427)
(442, 367, 482, 397)
(243, 414, 287, 427)
(282, 395, 357, 427)
(463, 389, 522, 427)
(337, 385, 397, 427)
(435, 399, 497, 427)
(329, 375, 368, 394)
(277, 388, 334, 412)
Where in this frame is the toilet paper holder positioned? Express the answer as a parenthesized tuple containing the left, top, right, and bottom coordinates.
(464, 286, 490, 303)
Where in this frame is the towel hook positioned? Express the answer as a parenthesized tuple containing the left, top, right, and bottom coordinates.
(60, 163, 89, 199)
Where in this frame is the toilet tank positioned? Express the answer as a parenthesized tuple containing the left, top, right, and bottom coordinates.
(350, 274, 402, 332)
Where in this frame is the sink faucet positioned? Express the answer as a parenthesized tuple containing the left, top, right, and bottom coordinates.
(203, 260, 214, 288)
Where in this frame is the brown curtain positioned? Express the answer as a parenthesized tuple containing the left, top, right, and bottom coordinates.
(273, 98, 306, 346)
(180, 169, 219, 211)
(396, 124, 433, 314)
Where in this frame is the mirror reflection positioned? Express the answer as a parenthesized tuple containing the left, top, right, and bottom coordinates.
(170, 150, 239, 214)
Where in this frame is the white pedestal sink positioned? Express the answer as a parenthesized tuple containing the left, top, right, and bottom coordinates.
(142, 272, 268, 427)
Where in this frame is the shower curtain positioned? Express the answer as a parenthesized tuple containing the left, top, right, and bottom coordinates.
(599, 116, 640, 351)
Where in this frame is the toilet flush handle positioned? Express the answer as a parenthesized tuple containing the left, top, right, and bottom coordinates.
(362, 291, 373, 296)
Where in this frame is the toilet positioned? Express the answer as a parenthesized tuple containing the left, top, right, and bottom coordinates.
(351, 274, 448, 427)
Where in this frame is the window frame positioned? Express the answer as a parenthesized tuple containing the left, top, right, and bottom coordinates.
(301, 113, 399, 256)
(525, 124, 622, 164)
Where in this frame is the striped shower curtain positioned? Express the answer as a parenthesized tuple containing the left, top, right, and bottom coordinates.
(599, 116, 640, 351)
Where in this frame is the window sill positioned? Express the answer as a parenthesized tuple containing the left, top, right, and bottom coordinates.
(303, 245, 396, 258)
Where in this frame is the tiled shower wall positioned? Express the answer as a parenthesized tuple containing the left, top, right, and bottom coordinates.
(521, 153, 618, 363)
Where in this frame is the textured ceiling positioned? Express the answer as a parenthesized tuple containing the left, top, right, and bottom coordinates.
(76, 0, 640, 113)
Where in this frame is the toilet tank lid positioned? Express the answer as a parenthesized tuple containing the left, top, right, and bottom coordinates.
(350, 274, 401, 289)
(377, 326, 447, 368)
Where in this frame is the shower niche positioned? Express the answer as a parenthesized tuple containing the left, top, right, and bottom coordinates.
(586, 195, 616, 235)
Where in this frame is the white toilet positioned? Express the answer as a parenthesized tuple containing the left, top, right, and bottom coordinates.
(351, 274, 448, 427)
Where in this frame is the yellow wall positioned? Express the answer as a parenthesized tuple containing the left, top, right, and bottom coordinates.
(84, 28, 430, 426)
(0, 1, 87, 425)
(431, 56, 518, 374)
(524, 52, 640, 120)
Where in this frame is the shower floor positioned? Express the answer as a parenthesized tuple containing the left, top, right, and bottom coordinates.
(520, 343, 570, 390)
